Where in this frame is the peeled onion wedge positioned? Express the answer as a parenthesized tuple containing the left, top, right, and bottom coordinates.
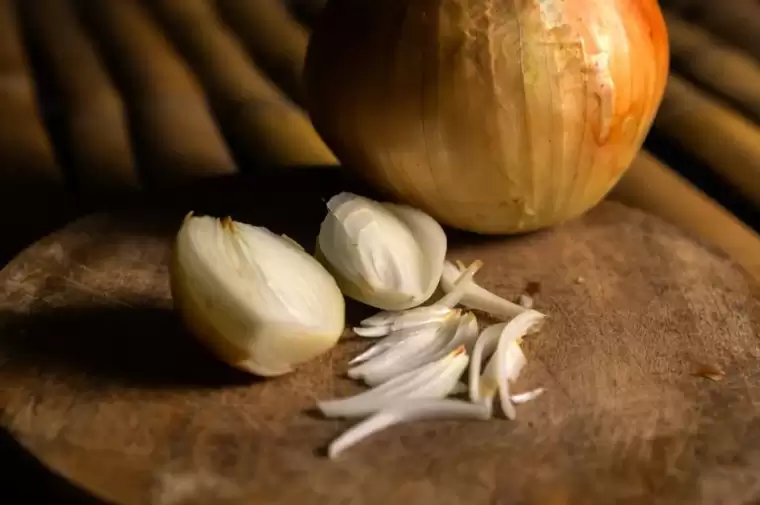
(316, 192, 447, 311)
(170, 213, 345, 376)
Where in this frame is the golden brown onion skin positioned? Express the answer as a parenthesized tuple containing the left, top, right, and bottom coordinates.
(305, 0, 669, 234)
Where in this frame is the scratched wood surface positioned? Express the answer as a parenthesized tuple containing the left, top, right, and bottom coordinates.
(0, 171, 759, 505)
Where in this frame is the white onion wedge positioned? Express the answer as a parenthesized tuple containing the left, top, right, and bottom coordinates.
(327, 399, 491, 458)
(319, 351, 469, 418)
(441, 261, 544, 321)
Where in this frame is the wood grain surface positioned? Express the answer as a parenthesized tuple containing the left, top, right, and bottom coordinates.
(1, 171, 759, 505)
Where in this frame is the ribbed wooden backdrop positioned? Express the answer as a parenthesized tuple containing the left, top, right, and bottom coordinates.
(0, 0, 759, 274)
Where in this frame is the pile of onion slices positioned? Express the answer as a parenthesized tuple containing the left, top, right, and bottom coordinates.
(318, 261, 547, 458)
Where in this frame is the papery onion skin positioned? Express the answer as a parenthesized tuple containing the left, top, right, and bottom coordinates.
(305, 0, 669, 234)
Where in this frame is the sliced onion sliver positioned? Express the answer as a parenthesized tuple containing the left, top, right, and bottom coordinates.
(503, 341, 527, 383)
(327, 399, 491, 459)
(449, 312, 480, 352)
(478, 349, 501, 417)
(469, 323, 507, 404)
(319, 353, 468, 418)
(349, 322, 441, 365)
(362, 314, 477, 385)
(358, 318, 461, 386)
(389, 305, 452, 331)
(495, 310, 545, 420)
(353, 325, 390, 338)
(348, 322, 445, 381)
(441, 261, 541, 321)
(480, 343, 525, 419)
(325, 359, 445, 411)
(511, 388, 546, 405)
(357, 304, 450, 333)
(437, 260, 482, 308)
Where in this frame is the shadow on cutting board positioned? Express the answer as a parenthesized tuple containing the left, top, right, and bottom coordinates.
(0, 305, 260, 391)
(1, 425, 107, 504)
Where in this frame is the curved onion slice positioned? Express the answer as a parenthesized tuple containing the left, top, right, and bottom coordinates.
(511, 388, 546, 405)
(478, 340, 530, 418)
(437, 260, 483, 308)
(359, 304, 451, 330)
(441, 261, 544, 320)
(352, 260, 484, 340)
(319, 350, 468, 418)
(470, 311, 543, 409)
(348, 319, 454, 382)
(448, 312, 480, 351)
(495, 310, 545, 419)
(323, 259, 550, 461)
(327, 399, 491, 458)
(503, 341, 527, 383)
(349, 314, 460, 381)
(353, 325, 392, 338)
(327, 359, 447, 410)
(349, 322, 441, 365)
(372, 313, 478, 382)
(469, 323, 506, 404)
(477, 348, 500, 417)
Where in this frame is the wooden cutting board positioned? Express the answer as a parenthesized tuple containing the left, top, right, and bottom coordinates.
(0, 172, 759, 505)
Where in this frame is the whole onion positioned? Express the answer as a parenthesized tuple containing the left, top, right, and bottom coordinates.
(305, 0, 669, 234)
